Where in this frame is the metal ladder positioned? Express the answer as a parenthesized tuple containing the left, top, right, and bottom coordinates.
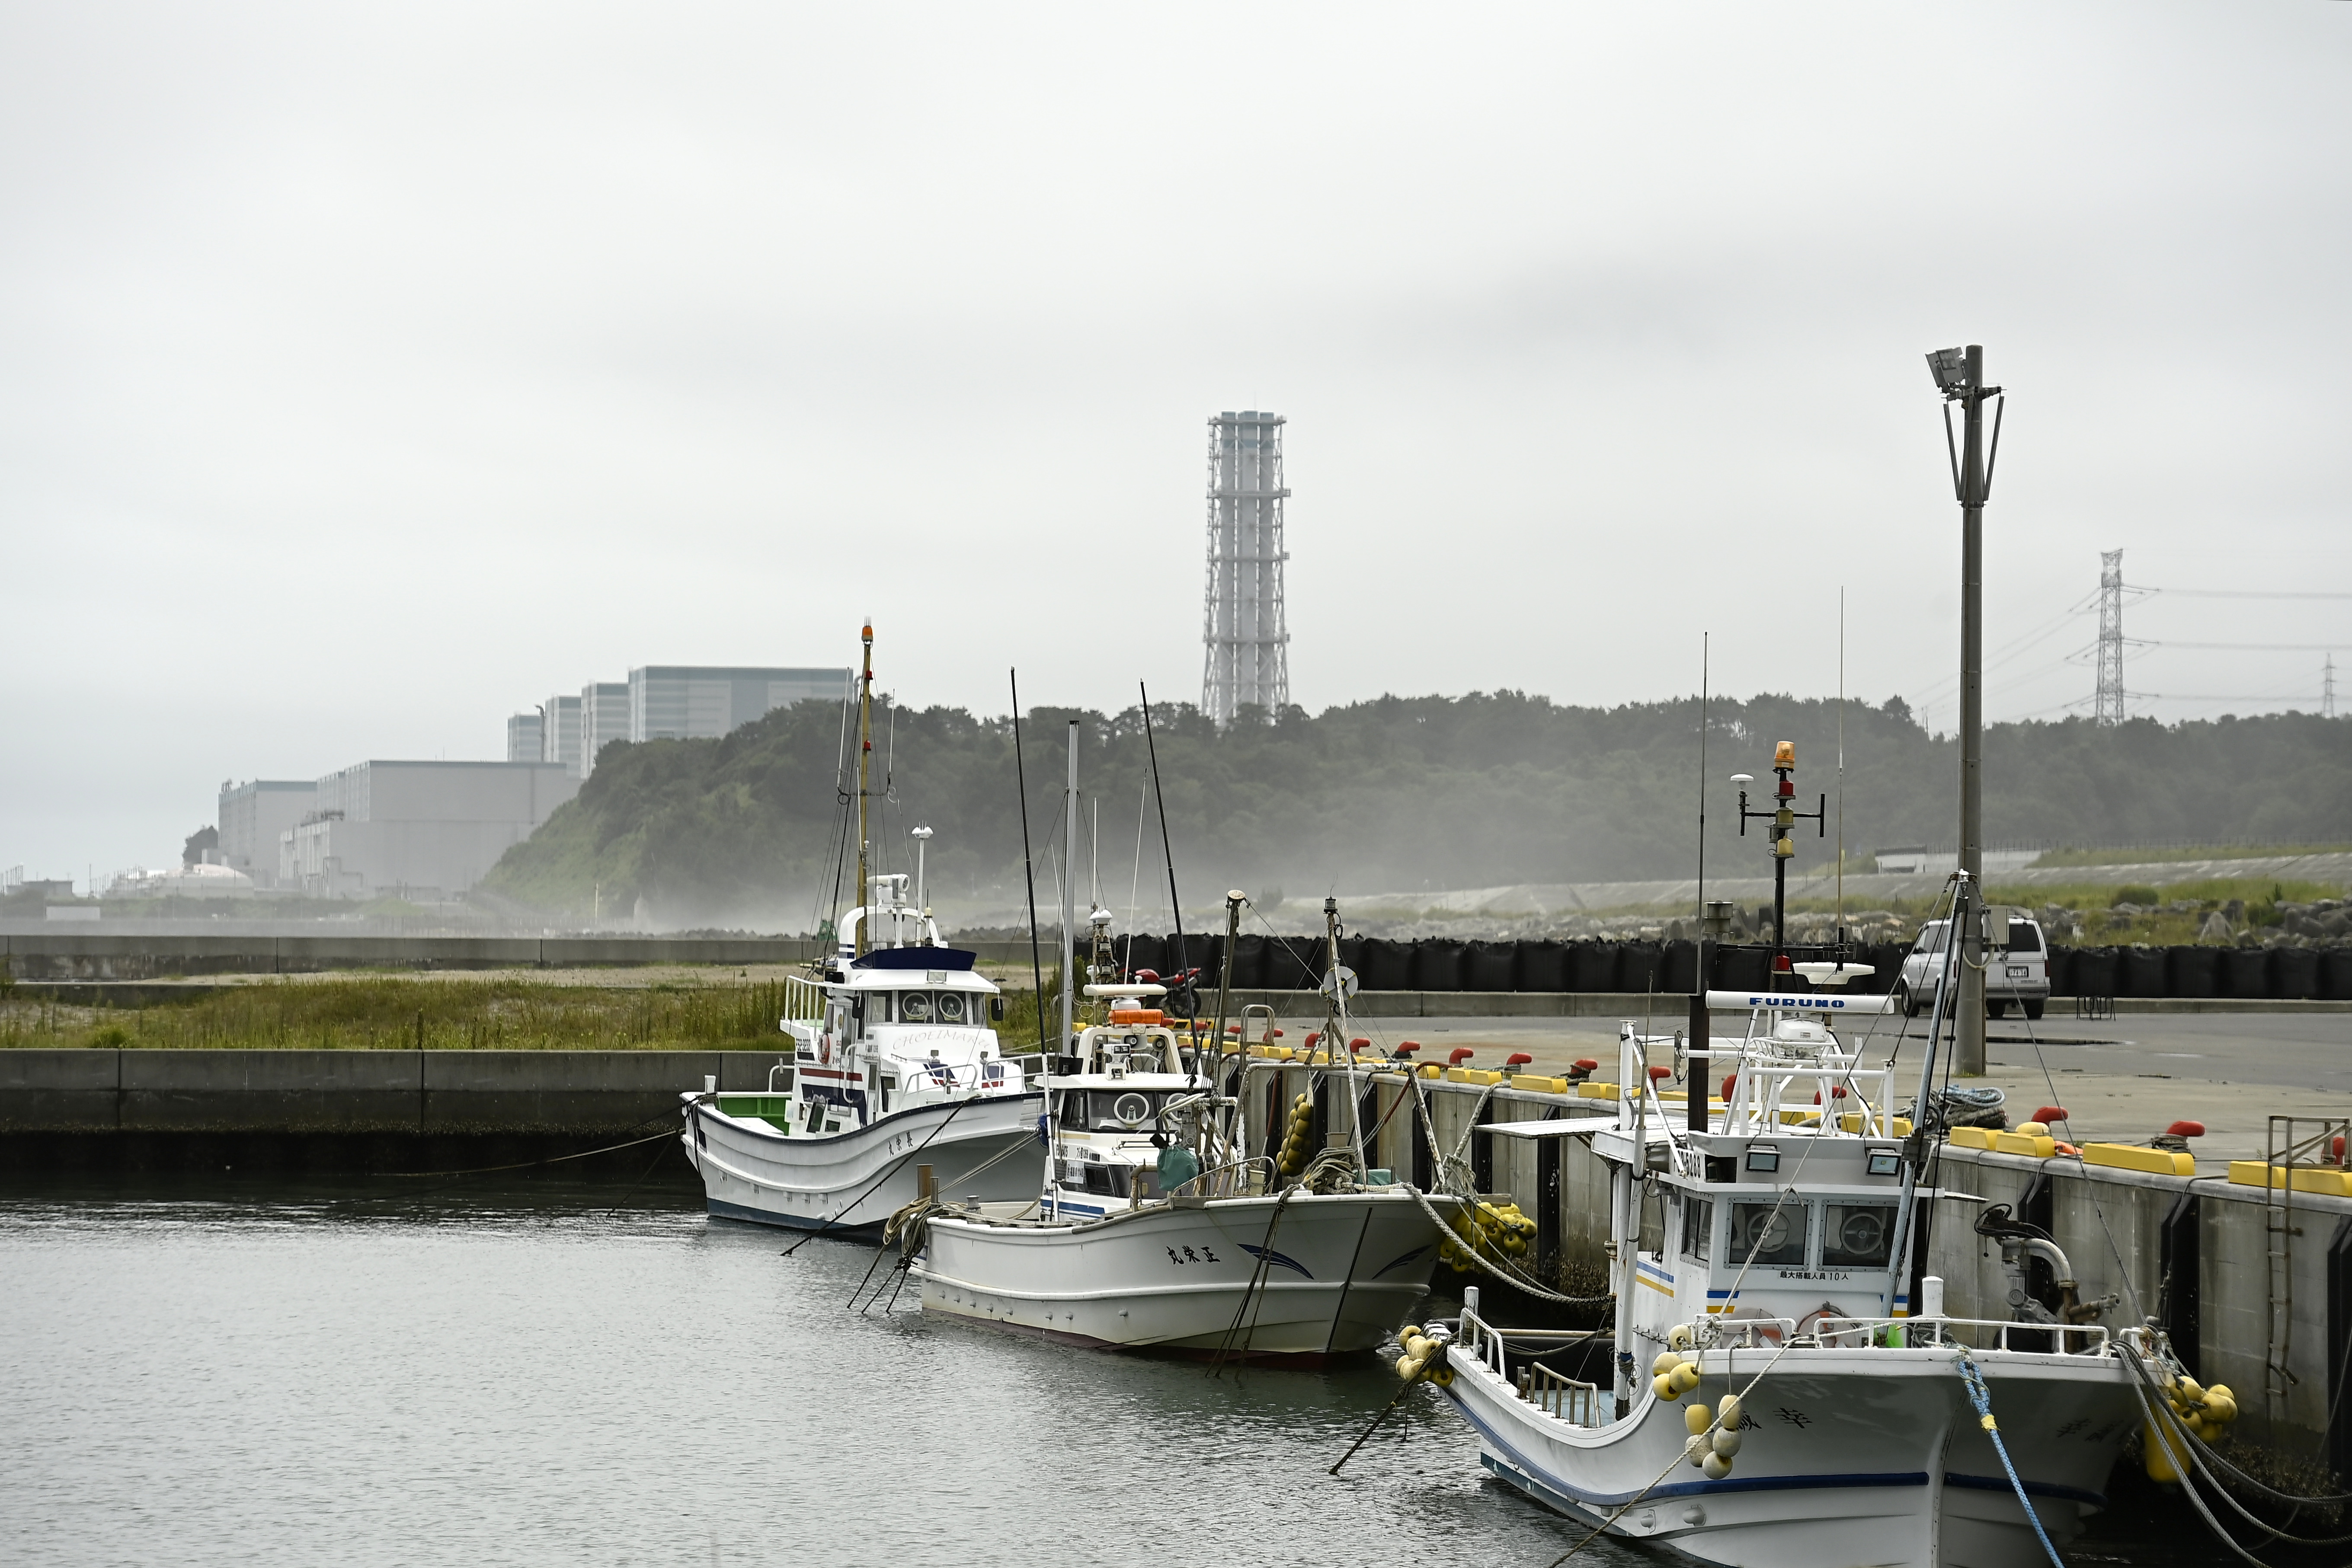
(2262, 1114, 2352, 1424)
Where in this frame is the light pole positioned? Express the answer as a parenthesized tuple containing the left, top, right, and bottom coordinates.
(1926, 345, 2004, 1075)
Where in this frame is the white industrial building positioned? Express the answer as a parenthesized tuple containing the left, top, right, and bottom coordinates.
(505, 712, 544, 763)
(218, 779, 320, 888)
(279, 760, 578, 900)
(627, 665, 846, 743)
(540, 693, 583, 775)
(580, 682, 629, 778)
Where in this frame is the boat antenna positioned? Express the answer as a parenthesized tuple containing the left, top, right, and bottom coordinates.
(1139, 683, 1190, 1026)
(1090, 796, 1101, 912)
(855, 620, 874, 959)
(1061, 719, 1079, 1053)
(1696, 632, 1709, 931)
(1125, 778, 1148, 981)
(1010, 671, 1047, 1055)
(1836, 588, 1847, 956)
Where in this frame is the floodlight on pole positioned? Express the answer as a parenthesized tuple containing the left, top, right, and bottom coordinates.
(1923, 343, 2003, 1078)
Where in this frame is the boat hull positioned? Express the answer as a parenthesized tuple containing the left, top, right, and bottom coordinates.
(915, 1190, 1444, 1364)
(682, 1090, 1043, 1235)
(1441, 1336, 2138, 1568)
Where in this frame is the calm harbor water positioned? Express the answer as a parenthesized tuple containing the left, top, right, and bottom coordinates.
(0, 1168, 2207, 1567)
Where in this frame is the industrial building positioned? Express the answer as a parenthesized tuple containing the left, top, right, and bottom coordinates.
(626, 666, 846, 743)
(505, 712, 544, 764)
(217, 779, 320, 888)
(1201, 410, 1291, 723)
(278, 760, 578, 901)
(541, 693, 583, 776)
(579, 682, 629, 778)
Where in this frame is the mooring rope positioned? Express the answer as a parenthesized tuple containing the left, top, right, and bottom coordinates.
(1954, 1348, 2066, 1568)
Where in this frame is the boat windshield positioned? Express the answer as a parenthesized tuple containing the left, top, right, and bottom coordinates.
(1727, 1200, 1808, 1267)
(893, 990, 973, 1025)
(1057, 1089, 1171, 1132)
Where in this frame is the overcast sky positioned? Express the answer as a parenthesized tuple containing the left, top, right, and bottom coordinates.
(3, 3, 2348, 883)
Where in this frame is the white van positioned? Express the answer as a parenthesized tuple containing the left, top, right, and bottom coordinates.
(1895, 909, 2050, 1020)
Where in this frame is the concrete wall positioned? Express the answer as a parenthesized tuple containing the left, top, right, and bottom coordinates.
(0, 1048, 787, 1135)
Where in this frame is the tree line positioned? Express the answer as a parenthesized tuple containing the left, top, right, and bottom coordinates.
(478, 691, 2352, 928)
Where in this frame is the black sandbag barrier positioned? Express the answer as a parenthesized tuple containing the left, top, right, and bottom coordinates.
(1162, 932, 1218, 984)
(1121, 933, 1166, 979)
(1414, 939, 1466, 992)
(2044, 945, 2074, 997)
(1662, 940, 1698, 995)
(2070, 947, 2118, 999)
(1568, 941, 1619, 992)
(1225, 933, 1267, 990)
(1715, 946, 1770, 993)
(2166, 946, 2218, 1000)
(2320, 948, 2352, 1002)
(1354, 937, 1412, 991)
(1464, 940, 1517, 993)
(1516, 939, 1568, 992)
(2221, 946, 2273, 1000)
(2272, 946, 2320, 1000)
(1617, 941, 1665, 995)
(2118, 947, 2168, 999)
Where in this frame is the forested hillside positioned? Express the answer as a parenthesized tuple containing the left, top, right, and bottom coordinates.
(479, 693, 2352, 928)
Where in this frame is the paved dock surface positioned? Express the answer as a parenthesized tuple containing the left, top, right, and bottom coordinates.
(1248, 1007, 2352, 1166)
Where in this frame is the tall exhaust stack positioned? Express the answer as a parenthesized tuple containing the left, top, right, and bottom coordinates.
(1201, 410, 1290, 723)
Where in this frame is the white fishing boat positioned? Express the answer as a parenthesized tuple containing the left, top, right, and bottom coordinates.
(1425, 742, 2184, 1567)
(678, 623, 1043, 1235)
(911, 718, 1450, 1360)
(914, 977, 1446, 1363)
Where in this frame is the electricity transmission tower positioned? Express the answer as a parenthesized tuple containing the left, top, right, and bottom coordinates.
(2326, 654, 2338, 719)
(1200, 410, 1290, 723)
(2094, 549, 2128, 725)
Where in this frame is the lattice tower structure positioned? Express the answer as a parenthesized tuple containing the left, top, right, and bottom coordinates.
(2326, 654, 2338, 720)
(2094, 548, 2128, 725)
(1201, 410, 1291, 723)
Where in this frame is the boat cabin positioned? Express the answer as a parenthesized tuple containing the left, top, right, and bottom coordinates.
(1040, 987, 1218, 1219)
(1594, 1004, 1915, 1350)
(723, 886, 1023, 1139)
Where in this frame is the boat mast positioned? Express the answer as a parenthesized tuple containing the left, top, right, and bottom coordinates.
(1060, 719, 1078, 1054)
(1324, 897, 1366, 1174)
(855, 620, 874, 959)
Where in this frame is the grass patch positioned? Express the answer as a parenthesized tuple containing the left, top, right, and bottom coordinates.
(0, 971, 1083, 1054)
(0, 978, 803, 1052)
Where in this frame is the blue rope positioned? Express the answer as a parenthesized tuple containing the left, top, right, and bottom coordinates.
(1955, 1349, 2066, 1568)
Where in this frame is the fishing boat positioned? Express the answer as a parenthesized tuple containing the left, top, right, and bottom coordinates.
(913, 968, 1447, 1362)
(678, 623, 1043, 1234)
(911, 716, 1450, 1361)
(1424, 742, 2171, 1567)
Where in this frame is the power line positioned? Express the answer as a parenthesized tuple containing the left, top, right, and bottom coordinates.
(2144, 588, 2352, 601)
(2149, 642, 2342, 652)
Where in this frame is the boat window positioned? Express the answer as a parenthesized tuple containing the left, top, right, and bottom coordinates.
(899, 992, 933, 1023)
(936, 991, 968, 1024)
(1726, 1201, 1808, 1268)
(1820, 1202, 1896, 1268)
(2006, 920, 2042, 954)
(1058, 1090, 1165, 1132)
(1681, 1197, 1714, 1260)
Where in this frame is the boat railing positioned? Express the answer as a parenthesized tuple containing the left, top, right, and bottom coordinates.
(1813, 1314, 2113, 1355)
(1519, 1364, 1603, 1427)
(782, 974, 827, 1024)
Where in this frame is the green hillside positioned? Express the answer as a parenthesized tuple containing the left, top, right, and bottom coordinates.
(479, 694, 2352, 928)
